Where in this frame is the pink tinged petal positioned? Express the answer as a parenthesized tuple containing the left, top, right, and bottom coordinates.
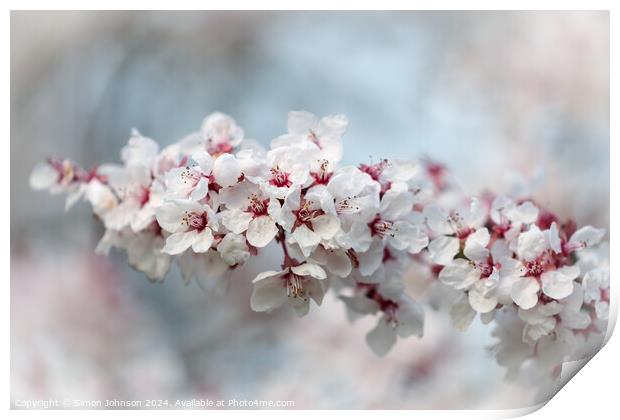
(517, 225, 547, 261)
(29, 162, 58, 190)
(541, 265, 580, 300)
(511, 277, 540, 309)
(222, 209, 253, 234)
(250, 272, 288, 312)
(213, 153, 242, 187)
(450, 295, 476, 332)
(191, 229, 214, 253)
(366, 317, 397, 356)
(569, 226, 605, 248)
(246, 216, 278, 248)
(192, 150, 214, 173)
(463, 227, 490, 262)
(428, 236, 460, 265)
(438, 259, 479, 290)
(357, 238, 384, 277)
(547, 222, 562, 254)
(162, 230, 201, 255)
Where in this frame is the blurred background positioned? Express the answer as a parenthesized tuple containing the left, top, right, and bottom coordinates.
(11, 11, 609, 409)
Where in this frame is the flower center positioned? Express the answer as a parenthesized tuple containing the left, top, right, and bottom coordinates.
(295, 200, 322, 224)
(525, 259, 544, 277)
(448, 212, 471, 239)
(335, 197, 361, 214)
(207, 139, 233, 157)
(247, 194, 269, 217)
(310, 159, 332, 185)
(181, 166, 202, 187)
(183, 211, 208, 231)
(285, 273, 307, 299)
(269, 166, 292, 188)
(369, 214, 395, 238)
(476, 261, 494, 278)
(359, 159, 389, 182)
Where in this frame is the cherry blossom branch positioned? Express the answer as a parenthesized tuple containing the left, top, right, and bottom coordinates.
(30, 111, 609, 386)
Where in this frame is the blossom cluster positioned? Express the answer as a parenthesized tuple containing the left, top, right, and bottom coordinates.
(30, 111, 609, 376)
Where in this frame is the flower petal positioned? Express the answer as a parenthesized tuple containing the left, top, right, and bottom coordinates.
(250, 272, 287, 312)
(569, 226, 605, 248)
(191, 229, 214, 253)
(511, 277, 540, 309)
(213, 153, 242, 187)
(29, 162, 58, 190)
(291, 262, 327, 280)
(222, 209, 253, 234)
(357, 238, 384, 277)
(366, 317, 397, 356)
(463, 227, 490, 262)
(541, 265, 580, 300)
(517, 225, 547, 261)
(162, 230, 200, 255)
(428, 236, 460, 265)
(247, 216, 278, 248)
(439, 259, 479, 290)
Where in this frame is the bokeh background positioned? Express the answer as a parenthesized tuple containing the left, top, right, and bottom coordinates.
(10, 11, 609, 409)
